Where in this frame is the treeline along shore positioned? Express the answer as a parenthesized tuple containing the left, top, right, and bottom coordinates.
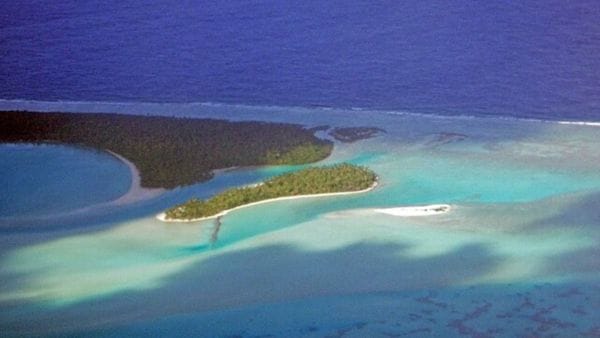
(0, 111, 333, 188)
(162, 163, 378, 221)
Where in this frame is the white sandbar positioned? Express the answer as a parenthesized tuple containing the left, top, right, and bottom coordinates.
(157, 181, 378, 223)
(373, 204, 451, 217)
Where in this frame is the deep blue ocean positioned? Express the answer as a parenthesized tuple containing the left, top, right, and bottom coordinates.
(1, 1, 599, 121)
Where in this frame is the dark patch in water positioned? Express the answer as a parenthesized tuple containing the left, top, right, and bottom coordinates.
(425, 132, 468, 148)
(328, 127, 386, 143)
(308, 125, 331, 132)
(210, 216, 223, 244)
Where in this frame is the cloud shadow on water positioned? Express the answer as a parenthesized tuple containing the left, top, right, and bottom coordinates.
(528, 192, 600, 277)
(0, 240, 504, 335)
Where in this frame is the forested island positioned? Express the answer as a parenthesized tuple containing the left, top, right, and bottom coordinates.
(0, 111, 333, 188)
(162, 163, 377, 221)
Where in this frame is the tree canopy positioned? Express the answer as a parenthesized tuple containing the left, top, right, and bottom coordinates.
(165, 163, 377, 220)
(0, 111, 333, 188)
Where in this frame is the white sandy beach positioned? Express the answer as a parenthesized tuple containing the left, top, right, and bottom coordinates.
(156, 181, 379, 223)
(373, 204, 451, 216)
(557, 120, 600, 127)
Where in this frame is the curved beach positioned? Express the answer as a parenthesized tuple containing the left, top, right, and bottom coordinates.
(157, 180, 379, 223)
(105, 150, 165, 205)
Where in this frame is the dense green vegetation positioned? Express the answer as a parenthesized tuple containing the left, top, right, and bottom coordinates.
(164, 163, 377, 220)
(0, 111, 333, 188)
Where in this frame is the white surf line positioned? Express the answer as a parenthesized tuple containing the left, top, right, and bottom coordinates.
(373, 204, 451, 217)
(105, 150, 165, 205)
(157, 181, 379, 223)
(556, 121, 600, 127)
(3, 98, 600, 127)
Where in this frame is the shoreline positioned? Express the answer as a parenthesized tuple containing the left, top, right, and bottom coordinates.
(105, 150, 165, 205)
(157, 180, 379, 223)
(0, 146, 166, 223)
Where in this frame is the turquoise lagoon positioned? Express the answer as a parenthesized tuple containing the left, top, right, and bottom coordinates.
(0, 108, 599, 337)
(0, 144, 130, 218)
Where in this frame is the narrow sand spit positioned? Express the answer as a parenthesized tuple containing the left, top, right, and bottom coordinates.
(105, 150, 165, 205)
(373, 204, 451, 216)
(157, 181, 379, 223)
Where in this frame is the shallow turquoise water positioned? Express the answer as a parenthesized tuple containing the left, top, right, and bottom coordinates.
(0, 111, 599, 336)
(0, 144, 130, 218)
(214, 145, 600, 249)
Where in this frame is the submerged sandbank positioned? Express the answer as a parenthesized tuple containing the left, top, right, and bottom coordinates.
(157, 181, 379, 223)
(373, 204, 451, 216)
